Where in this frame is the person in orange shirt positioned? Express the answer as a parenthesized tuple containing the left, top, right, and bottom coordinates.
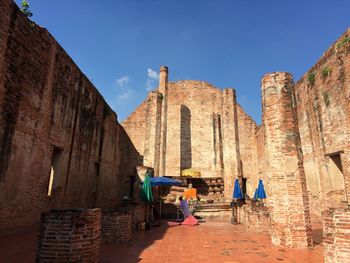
(184, 183, 197, 200)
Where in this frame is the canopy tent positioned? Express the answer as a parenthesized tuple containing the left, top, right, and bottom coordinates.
(233, 179, 243, 199)
(142, 176, 182, 222)
(150, 176, 181, 186)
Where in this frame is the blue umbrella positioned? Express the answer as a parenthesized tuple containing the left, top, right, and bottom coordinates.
(256, 179, 267, 199)
(253, 189, 258, 200)
(233, 179, 243, 199)
(150, 177, 181, 186)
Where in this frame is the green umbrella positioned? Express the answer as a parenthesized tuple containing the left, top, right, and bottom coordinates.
(140, 172, 153, 203)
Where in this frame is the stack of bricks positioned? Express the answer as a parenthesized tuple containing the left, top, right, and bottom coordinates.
(323, 208, 350, 263)
(102, 210, 132, 243)
(36, 208, 101, 262)
(261, 72, 313, 248)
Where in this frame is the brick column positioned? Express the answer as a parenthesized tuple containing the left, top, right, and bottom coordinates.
(159, 66, 168, 176)
(37, 209, 101, 262)
(262, 72, 313, 248)
(222, 89, 242, 199)
(143, 91, 163, 175)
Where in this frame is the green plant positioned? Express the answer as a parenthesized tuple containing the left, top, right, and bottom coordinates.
(308, 72, 316, 86)
(322, 91, 330, 107)
(20, 1, 33, 18)
(337, 35, 350, 48)
(321, 66, 332, 79)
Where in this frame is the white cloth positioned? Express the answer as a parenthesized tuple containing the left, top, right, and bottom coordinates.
(180, 199, 190, 218)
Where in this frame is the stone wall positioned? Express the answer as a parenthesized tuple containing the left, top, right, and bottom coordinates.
(37, 209, 101, 262)
(0, 0, 139, 232)
(323, 208, 350, 263)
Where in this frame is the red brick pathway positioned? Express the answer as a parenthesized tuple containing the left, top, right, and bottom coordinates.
(0, 221, 323, 262)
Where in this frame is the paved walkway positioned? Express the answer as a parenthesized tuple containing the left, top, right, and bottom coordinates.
(0, 221, 323, 263)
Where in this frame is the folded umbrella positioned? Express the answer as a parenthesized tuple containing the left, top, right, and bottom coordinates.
(232, 179, 243, 199)
(256, 179, 267, 199)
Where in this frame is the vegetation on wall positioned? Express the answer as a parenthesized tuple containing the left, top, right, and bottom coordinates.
(20, 1, 32, 18)
(322, 91, 330, 107)
(337, 35, 350, 49)
(321, 67, 332, 79)
(308, 72, 316, 86)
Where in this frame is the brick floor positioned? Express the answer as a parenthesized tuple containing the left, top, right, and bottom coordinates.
(0, 221, 323, 262)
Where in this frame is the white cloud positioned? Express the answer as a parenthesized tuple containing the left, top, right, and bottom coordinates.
(147, 68, 159, 80)
(115, 76, 130, 88)
(145, 68, 159, 91)
(117, 89, 134, 100)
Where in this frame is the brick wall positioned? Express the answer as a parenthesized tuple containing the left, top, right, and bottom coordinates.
(36, 209, 101, 262)
(0, 0, 139, 232)
(102, 210, 132, 244)
(294, 28, 350, 218)
(323, 208, 350, 263)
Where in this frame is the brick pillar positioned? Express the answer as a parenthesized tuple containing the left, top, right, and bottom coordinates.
(262, 72, 313, 248)
(323, 208, 350, 263)
(37, 209, 101, 262)
(143, 91, 163, 175)
(222, 89, 242, 199)
(159, 66, 168, 176)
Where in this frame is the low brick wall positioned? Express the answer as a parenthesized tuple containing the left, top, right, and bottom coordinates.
(125, 203, 147, 229)
(235, 200, 270, 234)
(36, 208, 101, 263)
(102, 210, 132, 243)
(323, 208, 350, 263)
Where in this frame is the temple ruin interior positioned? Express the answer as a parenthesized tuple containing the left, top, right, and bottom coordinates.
(0, 0, 349, 262)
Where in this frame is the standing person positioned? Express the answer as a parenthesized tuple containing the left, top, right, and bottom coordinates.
(179, 196, 190, 219)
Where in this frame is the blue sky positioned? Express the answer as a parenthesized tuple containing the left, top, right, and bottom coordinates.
(16, 0, 349, 123)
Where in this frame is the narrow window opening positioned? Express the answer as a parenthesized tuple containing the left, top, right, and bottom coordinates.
(47, 148, 62, 197)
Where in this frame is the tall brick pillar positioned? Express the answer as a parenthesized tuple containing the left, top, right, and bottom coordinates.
(159, 66, 168, 176)
(262, 72, 313, 248)
(143, 91, 163, 175)
(222, 89, 242, 199)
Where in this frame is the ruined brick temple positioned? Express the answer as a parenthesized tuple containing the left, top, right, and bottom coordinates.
(1, 0, 350, 261)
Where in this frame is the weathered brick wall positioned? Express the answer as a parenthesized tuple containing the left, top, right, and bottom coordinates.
(295, 28, 350, 218)
(237, 104, 259, 197)
(37, 209, 101, 262)
(0, 0, 139, 232)
(323, 208, 350, 263)
(262, 72, 313, 248)
(102, 210, 132, 244)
